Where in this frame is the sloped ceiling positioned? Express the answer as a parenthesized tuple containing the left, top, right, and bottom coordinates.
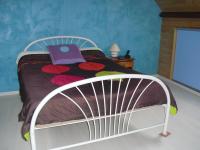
(155, 0, 200, 12)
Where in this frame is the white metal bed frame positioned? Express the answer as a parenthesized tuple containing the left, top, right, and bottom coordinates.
(17, 36, 170, 150)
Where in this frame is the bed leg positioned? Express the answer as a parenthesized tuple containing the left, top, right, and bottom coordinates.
(160, 131, 171, 137)
(160, 104, 171, 137)
(160, 119, 171, 137)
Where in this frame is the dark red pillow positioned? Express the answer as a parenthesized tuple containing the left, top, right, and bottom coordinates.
(42, 64, 70, 74)
(79, 62, 105, 71)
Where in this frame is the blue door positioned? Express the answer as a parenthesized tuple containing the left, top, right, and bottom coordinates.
(173, 29, 200, 91)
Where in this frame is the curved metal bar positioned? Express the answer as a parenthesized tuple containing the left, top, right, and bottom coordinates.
(76, 38, 81, 45)
(59, 92, 92, 140)
(109, 79, 113, 136)
(16, 35, 101, 64)
(80, 41, 88, 48)
(122, 79, 143, 132)
(30, 74, 171, 150)
(61, 38, 64, 44)
(101, 81, 107, 137)
(42, 41, 48, 46)
(24, 35, 98, 51)
(65, 38, 69, 44)
(113, 79, 122, 135)
(56, 38, 59, 45)
(91, 83, 102, 139)
(117, 78, 131, 134)
(51, 39, 55, 45)
(126, 81, 154, 132)
(76, 87, 97, 139)
(36, 43, 43, 49)
(70, 38, 73, 44)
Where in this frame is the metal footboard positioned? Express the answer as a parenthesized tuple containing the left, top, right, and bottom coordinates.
(30, 74, 170, 150)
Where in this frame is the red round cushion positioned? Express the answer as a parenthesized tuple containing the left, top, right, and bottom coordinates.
(51, 75, 84, 86)
(79, 62, 105, 71)
(42, 64, 70, 74)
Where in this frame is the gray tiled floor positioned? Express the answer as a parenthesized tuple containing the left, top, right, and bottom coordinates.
(0, 79, 200, 150)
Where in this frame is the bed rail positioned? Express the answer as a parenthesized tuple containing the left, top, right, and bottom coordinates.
(16, 36, 101, 64)
(30, 74, 170, 150)
(24, 36, 98, 51)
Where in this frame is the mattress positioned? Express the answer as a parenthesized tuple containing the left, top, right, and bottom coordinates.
(17, 50, 177, 139)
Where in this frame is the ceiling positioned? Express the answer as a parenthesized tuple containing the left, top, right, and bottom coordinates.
(155, 0, 200, 12)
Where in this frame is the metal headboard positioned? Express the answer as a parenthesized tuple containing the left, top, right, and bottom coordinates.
(16, 35, 102, 64)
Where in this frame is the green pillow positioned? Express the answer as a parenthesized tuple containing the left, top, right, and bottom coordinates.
(96, 71, 125, 80)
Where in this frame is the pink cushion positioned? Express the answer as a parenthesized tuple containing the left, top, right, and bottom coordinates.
(51, 75, 85, 86)
(41, 64, 70, 74)
(79, 62, 105, 71)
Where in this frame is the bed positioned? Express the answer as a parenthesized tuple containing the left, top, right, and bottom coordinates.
(17, 36, 177, 150)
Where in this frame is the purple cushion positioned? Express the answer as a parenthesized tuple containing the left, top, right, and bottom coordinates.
(47, 44, 86, 64)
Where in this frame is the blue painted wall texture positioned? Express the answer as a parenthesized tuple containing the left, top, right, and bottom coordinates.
(0, 0, 161, 92)
(173, 29, 200, 90)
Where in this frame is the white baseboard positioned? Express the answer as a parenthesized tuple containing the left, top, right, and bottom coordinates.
(0, 91, 19, 96)
(155, 74, 200, 97)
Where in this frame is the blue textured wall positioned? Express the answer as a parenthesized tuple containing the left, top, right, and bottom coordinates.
(0, 0, 161, 92)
